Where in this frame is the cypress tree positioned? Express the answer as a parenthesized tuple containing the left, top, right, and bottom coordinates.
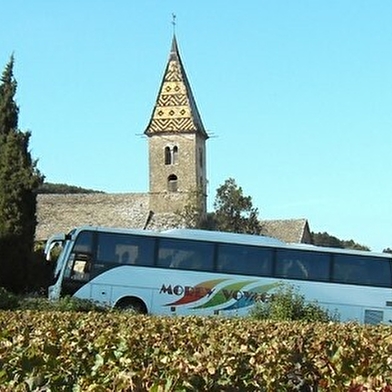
(0, 56, 43, 292)
(0, 55, 18, 139)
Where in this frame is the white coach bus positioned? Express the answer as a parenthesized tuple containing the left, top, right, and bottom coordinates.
(45, 226, 392, 324)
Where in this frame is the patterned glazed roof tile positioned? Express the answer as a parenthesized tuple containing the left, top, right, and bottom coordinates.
(144, 35, 208, 138)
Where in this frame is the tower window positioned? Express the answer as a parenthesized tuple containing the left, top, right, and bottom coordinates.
(164, 146, 179, 165)
(173, 146, 178, 164)
(167, 174, 178, 192)
(165, 147, 171, 165)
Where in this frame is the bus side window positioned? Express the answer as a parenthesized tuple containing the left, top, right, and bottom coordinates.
(217, 244, 272, 276)
(170, 250, 191, 268)
(73, 231, 94, 254)
(127, 236, 155, 266)
(333, 255, 392, 287)
(157, 239, 213, 271)
(118, 246, 139, 265)
(158, 247, 174, 268)
(366, 259, 392, 287)
(276, 250, 309, 280)
(96, 233, 155, 267)
(275, 249, 330, 281)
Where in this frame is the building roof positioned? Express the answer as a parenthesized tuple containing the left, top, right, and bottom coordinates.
(144, 34, 208, 139)
(36, 193, 149, 241)
(261, 219, 311, 244)
(36, 193, 185, 241)
(36, 194, 312, 245)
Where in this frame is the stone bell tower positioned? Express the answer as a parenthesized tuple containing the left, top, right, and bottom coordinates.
(144, 35, 209, 216)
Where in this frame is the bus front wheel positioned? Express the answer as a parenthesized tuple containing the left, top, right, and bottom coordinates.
(115, 297, 147, 314)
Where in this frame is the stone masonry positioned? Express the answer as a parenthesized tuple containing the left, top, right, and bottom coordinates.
(36, 193, 182, 241)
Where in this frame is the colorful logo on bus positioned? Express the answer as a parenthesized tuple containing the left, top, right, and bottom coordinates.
(160, 279, 280, 311)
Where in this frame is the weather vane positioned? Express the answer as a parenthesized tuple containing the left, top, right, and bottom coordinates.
(172, 13, 176, 34)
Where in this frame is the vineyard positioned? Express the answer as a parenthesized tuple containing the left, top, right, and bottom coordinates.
(0, 311, 391, 391)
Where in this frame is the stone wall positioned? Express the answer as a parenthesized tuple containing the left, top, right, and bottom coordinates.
(148, 133, 206, 214)
(36, 194, 310, 244)
(36, 193, 182, 241)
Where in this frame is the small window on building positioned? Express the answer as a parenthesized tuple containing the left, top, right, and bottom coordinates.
(199, 148, 203, 168)
(165, 147, 171, 165)
(168, 174, 178, 192)
(164, 146, 178, 165)
(173, 146, 178, 164)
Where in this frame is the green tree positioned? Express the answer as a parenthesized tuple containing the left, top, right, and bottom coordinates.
(311, 231, 369, 251)
(213, 178, 261, 234)
(0, 56, 43, 292)
(37, 182, 103, 194)
(178, 187, 209, 229)
(0, 56, 18, 138)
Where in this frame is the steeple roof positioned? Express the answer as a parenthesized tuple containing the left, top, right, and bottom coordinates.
(144, 35, 208, 139)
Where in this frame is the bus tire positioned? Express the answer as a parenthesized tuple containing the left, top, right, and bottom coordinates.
(115, 297, 147, 314)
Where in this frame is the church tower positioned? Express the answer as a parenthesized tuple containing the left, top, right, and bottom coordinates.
(144, 35, 208, 216)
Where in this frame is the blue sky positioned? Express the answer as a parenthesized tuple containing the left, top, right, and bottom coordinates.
(1, 1, 391, 251)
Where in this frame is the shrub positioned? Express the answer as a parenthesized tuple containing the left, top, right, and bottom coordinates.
(0, 287, 19, 310)
(250, 284, 339, 322)
(0, 288, 107, 312)
(26, 243, 53, 293)
(0, 313, 390, 390)
(18, 295, 108, 312)
(50, 296, 109, 312)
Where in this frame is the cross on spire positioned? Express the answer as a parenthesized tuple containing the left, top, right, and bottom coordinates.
(172, 13, 176, 34)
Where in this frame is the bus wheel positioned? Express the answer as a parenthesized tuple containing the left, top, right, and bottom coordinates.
(115, 297, 147, 314)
